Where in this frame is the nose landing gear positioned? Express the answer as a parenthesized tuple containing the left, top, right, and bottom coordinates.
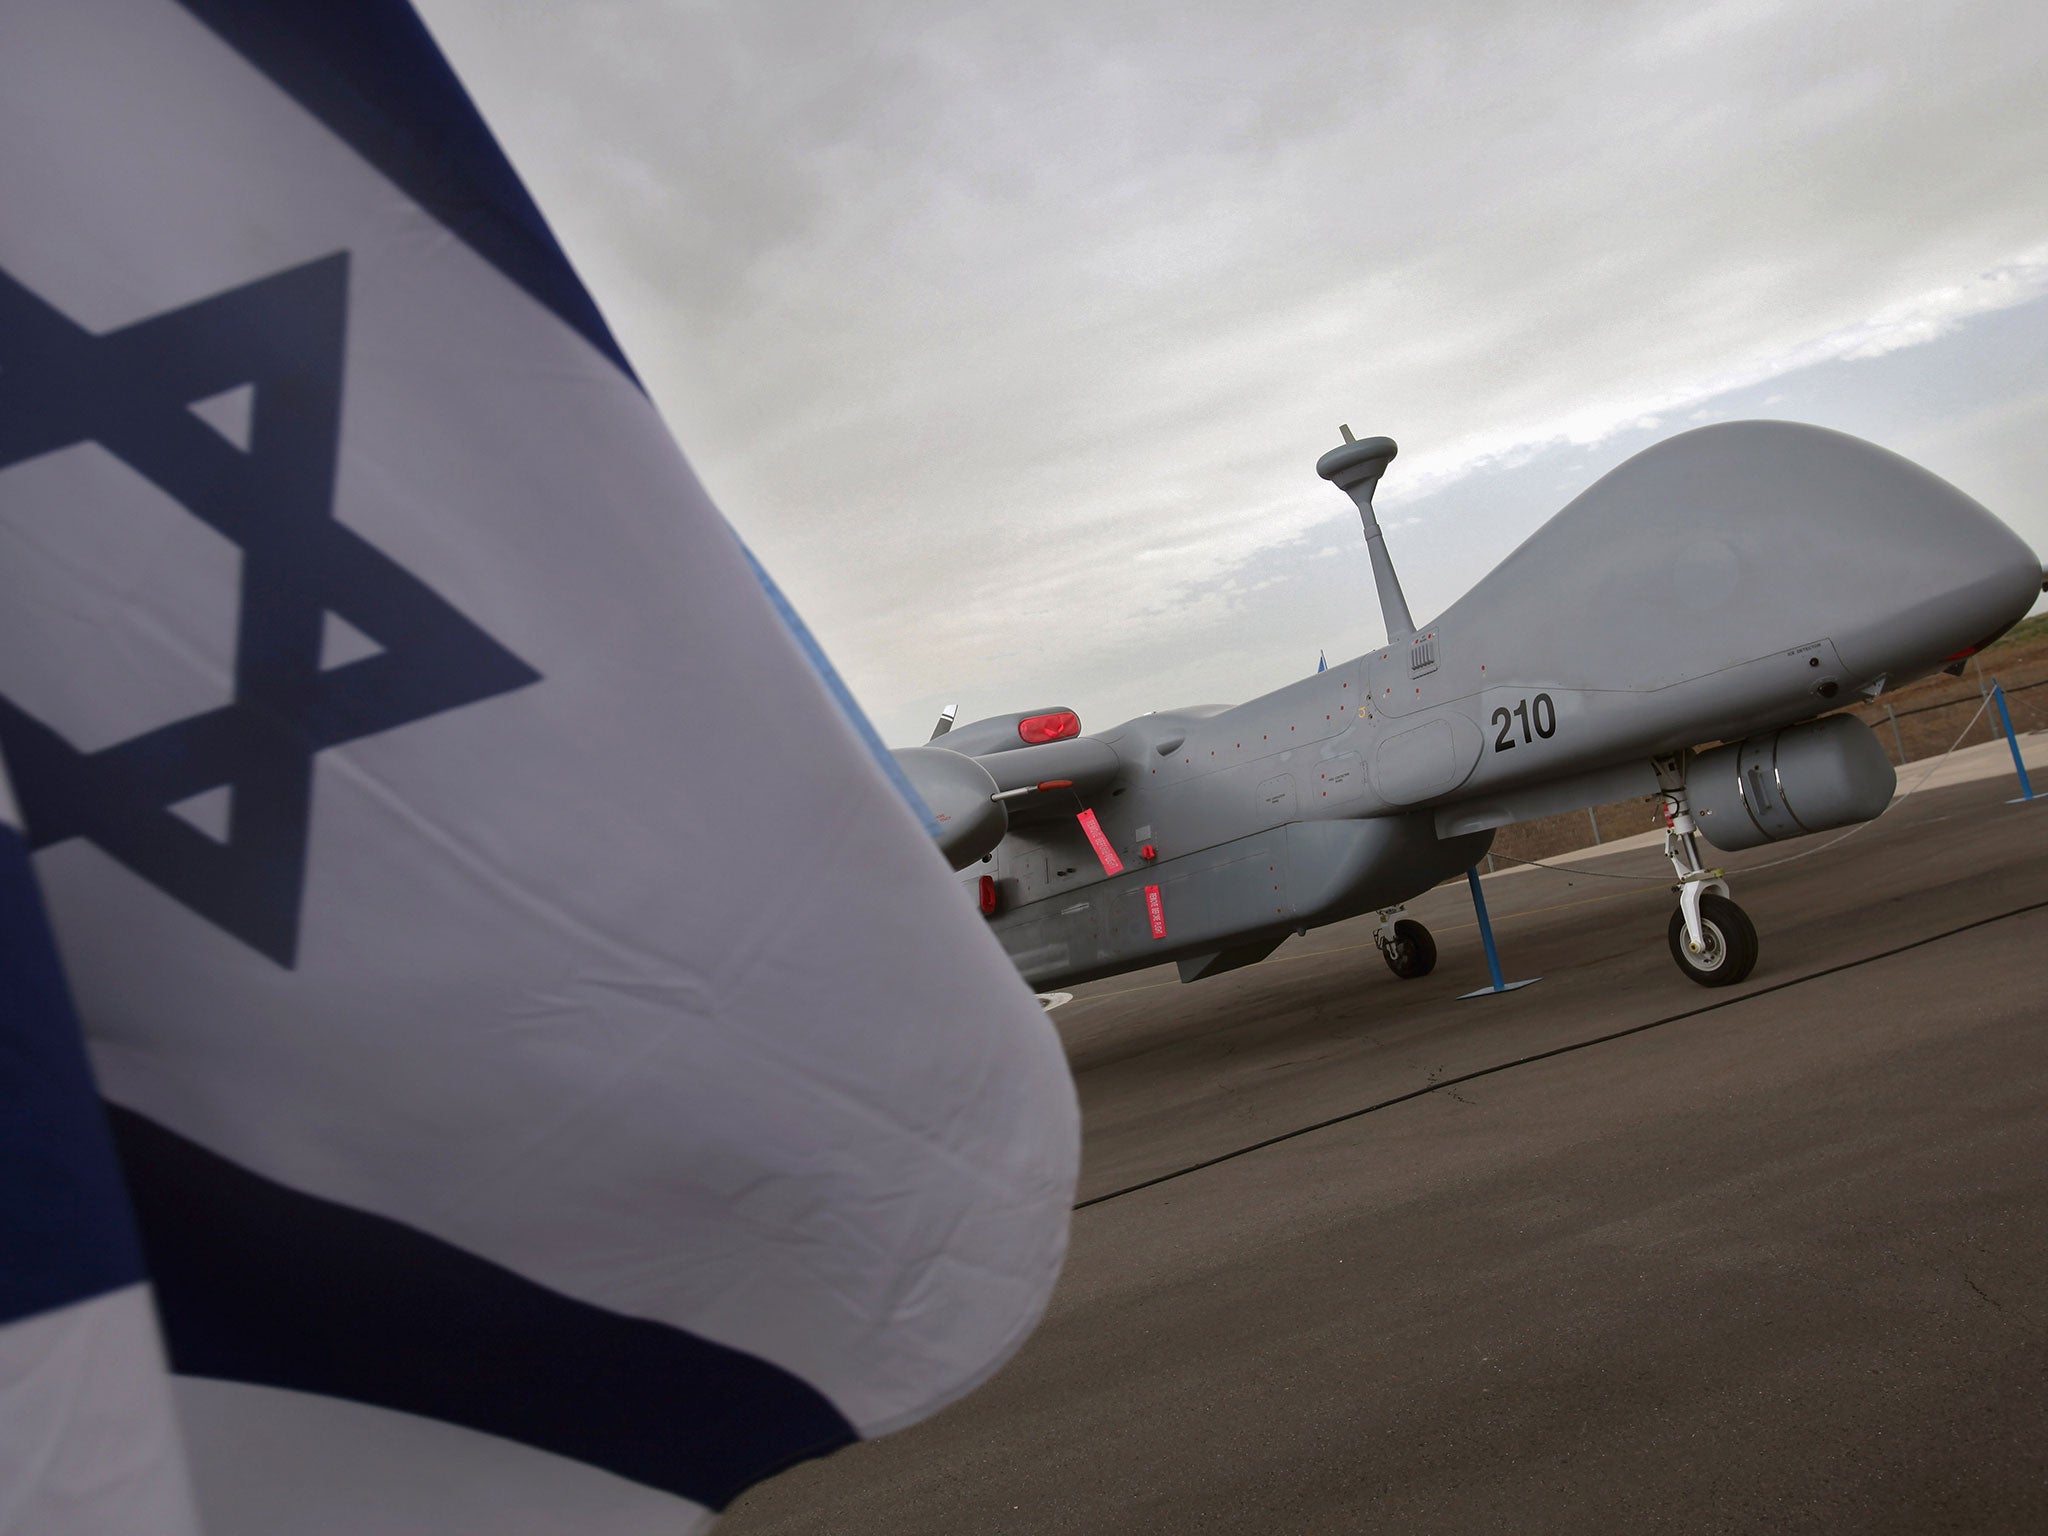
(1374, 907, 1438, 979)
(1666, 890, 1757, 985)
(1656, 756, 1758, 987)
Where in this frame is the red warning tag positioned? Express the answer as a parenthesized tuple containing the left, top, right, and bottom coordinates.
(1077, 809, 1124, 875)
(1144, 884, 1167, 939)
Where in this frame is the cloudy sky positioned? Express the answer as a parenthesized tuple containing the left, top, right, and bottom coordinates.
(416, 0, 2048, 746)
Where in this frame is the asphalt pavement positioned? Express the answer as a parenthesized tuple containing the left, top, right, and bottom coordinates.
(726, 749, 2048, 1535)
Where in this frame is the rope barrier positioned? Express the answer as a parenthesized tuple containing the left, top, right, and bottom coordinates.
(1867, 672, 2047, 723)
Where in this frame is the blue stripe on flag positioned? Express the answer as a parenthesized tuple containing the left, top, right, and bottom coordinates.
(0, 823, 146, 1325)
(110, 1105, 857, 1509)
(738, 543, 941, 836)
(175, 0, 638, 385)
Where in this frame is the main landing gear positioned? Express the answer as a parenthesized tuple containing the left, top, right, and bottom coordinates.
(1656, 757, 1758, 987)
(1374, 907, 1438, 979)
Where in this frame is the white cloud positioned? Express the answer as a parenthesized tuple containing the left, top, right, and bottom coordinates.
(416, 0, 2048, 741)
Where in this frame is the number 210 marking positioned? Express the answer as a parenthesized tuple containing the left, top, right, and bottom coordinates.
(1492, 693, 1557, 751)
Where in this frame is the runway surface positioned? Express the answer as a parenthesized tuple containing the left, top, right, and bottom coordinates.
(727, 747, 2048, 1534)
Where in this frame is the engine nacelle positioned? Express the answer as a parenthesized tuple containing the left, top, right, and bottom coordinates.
(1692, 715, 1895, 852)
(892, 746, 1006, 870)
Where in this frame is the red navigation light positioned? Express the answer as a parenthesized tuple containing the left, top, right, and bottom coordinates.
(1017, 711, 1081, 744)
(978, 874, 999, 916)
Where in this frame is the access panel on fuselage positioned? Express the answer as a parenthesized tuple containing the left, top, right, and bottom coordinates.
(992, 828, 1291, 988)
(1116, 663, 1371, 853)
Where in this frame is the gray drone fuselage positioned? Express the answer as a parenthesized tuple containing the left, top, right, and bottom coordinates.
(897, 421, 2043, 990)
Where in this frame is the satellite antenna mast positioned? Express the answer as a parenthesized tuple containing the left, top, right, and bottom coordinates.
(1316, 426, 1414, 645)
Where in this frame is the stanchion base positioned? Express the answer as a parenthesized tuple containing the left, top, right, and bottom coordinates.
(2008, 796, 2038, 805)
(1459, 978, 1540, 1000)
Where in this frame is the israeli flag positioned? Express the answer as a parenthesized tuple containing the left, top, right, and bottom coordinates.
(0, 3, 1078, 1532)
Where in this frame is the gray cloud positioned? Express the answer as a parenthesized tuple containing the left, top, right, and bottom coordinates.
(417, 0, 2048, 742)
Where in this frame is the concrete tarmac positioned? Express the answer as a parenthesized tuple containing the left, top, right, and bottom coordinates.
(727, 758, 2048, 1534)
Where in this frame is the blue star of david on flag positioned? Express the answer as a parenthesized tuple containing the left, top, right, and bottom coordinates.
(0, 254, 540, 967)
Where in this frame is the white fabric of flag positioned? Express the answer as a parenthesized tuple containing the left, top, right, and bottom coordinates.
(0, 2, 1079, 1532)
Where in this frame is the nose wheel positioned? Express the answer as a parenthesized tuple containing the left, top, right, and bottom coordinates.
(1374, 911, 1438, 979)
(1666, 892, 1757, 986)
(1657, 761, 1759, 987)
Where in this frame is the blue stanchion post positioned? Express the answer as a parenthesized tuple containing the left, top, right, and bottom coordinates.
(1459, 865, 1538, 999)
(1469, 866, 1506, 990)
(1992, 680, 2035, 804)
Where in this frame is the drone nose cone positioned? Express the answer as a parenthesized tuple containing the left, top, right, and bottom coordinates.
(1585, 421, 2040, 682)
(1443, 422, 2039, 702)
(1800, 432, 2042, 679)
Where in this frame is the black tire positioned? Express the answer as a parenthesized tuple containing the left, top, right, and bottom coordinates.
(1667, 893, 1758, 987)
(1382, 919, 1438, 980)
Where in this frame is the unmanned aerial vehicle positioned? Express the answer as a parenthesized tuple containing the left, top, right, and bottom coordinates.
(895, 423, 2044, 988)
